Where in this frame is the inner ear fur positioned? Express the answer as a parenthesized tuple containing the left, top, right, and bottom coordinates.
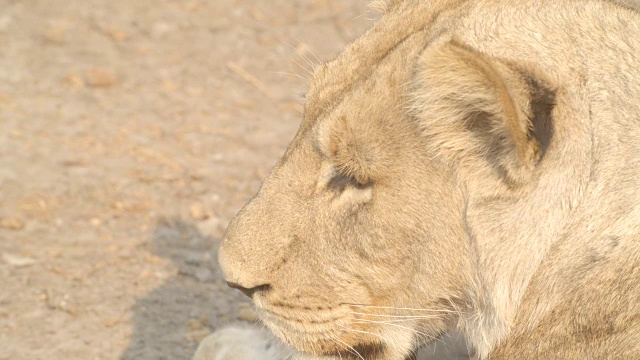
(412, 41, 555, 186)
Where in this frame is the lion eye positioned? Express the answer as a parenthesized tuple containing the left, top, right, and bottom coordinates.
(326, 173, 370, 192)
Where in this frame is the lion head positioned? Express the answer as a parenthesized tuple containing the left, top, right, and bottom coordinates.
(218, 0, 639, 358)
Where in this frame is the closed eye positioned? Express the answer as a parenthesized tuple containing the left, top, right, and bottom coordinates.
(326, 173, 371, 192)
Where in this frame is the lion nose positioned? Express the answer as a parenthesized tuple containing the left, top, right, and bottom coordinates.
(226, 281, 271, 299)
(218, 238, 273, 292)
(218, 193, 292, 296)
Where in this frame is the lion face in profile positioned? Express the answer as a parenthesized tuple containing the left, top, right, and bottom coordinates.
(220, 41, 470, 357)
(219, 0, 640, 359)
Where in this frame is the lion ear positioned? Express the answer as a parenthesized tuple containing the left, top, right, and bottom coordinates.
(412, 41, 552, 186)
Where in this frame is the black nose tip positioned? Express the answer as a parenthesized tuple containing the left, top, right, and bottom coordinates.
(226, 282, 271, 299)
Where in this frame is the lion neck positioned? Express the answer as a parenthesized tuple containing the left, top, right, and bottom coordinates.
(444, 2, 640, 356)
(458, 94, 594, 356)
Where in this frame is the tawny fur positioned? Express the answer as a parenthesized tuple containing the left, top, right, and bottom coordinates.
(218, 0, 640, 359)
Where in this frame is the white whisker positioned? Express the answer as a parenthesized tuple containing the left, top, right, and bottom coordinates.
(311, 337, 318, 357)
(352, 11, 371, 21)
(351, 318, 425, 324)
(271, 71, 307, 81)
(352, 318, 437, 343)
(329, 334, 347, 360)
(346, 304, 457, 314)
(282, 40, 317, 75)
(348, 311, 443, 319)
(291, 35, 322, 64)
(333, 337, 365, 360)
(290, 58, 314, 76)
(335, 323, 389, 343)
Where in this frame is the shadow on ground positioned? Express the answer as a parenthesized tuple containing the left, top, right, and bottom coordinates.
(119, 218, 471, 360)
(121, 218, 244, 360)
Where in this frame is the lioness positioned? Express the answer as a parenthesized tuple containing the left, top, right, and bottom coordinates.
(218, 0, 640, 358)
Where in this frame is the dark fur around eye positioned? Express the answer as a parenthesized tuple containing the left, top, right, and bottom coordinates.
(326, 173, 371, 192)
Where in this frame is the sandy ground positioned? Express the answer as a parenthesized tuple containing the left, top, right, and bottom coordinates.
(4, 1, 640, 359)
(0, 1, 372, 359)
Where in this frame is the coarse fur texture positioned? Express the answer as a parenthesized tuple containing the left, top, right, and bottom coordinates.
(218, 0, 640, 359)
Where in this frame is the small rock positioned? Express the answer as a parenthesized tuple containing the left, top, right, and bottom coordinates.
(63, 74, 84, 89)
(186, 317, 211, 344)
(0, 15, 13, 33)
(85, 68, 117, 88)
(196, 217, 221, 237)
(194, 267, 213, 283)
(0, 217, 25, 231)
(236, 303, 258, 323)
(43, 26, 67, 45)
(184, 250, 205, 265)
(184, 1, 202, 12)
(104, 27, 128, 42)
(192, 325, 283, 360)
(103, 316, 123, 328)
(189, 202, 212, 221)
(47, 248, 63, 258)
(151, 22, 174, 38)
(2, 253, 36, 267)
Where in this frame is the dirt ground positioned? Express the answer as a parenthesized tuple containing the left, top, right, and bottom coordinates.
(0, 1, 373, 359)
(7, 1, 640, 359)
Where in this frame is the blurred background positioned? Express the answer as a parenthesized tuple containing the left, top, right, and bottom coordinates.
(0, 0, 373, 359)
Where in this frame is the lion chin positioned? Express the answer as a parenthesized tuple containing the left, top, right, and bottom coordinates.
(218, 0, 640, 359)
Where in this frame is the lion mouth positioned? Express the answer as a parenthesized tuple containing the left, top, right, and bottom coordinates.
(254, 302, 401, 359)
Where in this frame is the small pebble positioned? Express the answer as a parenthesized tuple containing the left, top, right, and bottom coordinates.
(43, 27, 66, 44)
(196, 217, 222, 237)
(85, 68, 117, 88)
(192, 325, 283, 360)
(194, 268, 214, 283)
(0, 217, 25, 231)
(0, 15, 13, 33)
(104, 27, 128, 42)
(2, 253, 36, 267)
(186, 317, 211, 344)
(189, 203, 211, 221)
